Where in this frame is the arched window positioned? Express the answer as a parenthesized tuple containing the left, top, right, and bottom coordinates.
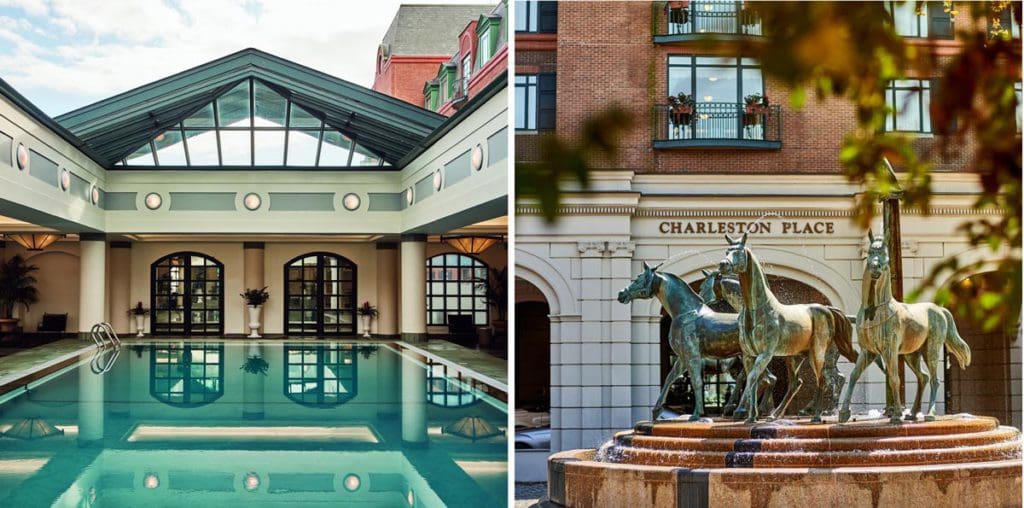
(426, 254, 489, 326)
(284, 344, 357, 406)
(284, 253, 357, 336)
(426, 359, 479, 407)
(151, 252, 224, 335)
(150, 343, 224, 406)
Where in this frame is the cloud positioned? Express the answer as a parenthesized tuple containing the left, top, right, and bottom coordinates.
(0, 0, 487, 115)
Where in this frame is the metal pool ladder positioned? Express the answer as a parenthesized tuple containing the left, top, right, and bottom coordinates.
(90, 322, 121, 348)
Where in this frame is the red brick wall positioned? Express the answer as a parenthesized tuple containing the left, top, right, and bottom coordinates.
(373, 55, 449, 107)
(514, 1, 1004, 175)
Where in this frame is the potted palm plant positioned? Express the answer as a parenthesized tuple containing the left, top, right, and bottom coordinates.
(0, 255, 39, 333)
(128, 301, 149, 337)
(475, 267, 507, 348)
(667, 92, 696, 136)
(240, 287, 269, 338)
(356, 301, 378, 338)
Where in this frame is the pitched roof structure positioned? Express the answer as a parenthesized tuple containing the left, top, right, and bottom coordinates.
(380, 4, 492, 56)
(55, 48, 445, 168)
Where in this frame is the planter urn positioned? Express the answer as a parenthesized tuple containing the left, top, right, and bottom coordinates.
(134, 315, 146, 337)
(361, 315, 372, 338)
(248, 305, 262, 338)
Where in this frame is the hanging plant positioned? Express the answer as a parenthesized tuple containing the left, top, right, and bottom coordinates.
(667, 92, 697, 127)
(743, 93, 769, 126)
(240, 355, 269, 376)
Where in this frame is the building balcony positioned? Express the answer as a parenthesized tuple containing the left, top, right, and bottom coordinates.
(654, 1, 763, 43)
(652, 102, 782, 149)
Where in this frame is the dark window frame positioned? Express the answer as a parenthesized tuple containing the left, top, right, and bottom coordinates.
(515, 0, 557, 33)
(885, 79, 933, 133)
(284, 252, 358, 336)
(426, 359, 481, 408)
(426, 253, 489, 326)
(149, 342, 225, 407)
(667, 54, 765, 105)
(150, 251, 224, 336)
(886, 1, 954, 40)
(283, 344, 358, 407)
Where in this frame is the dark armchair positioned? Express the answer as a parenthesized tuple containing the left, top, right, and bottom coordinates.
(446, 314, 477, 348)
(37, 313, 68, 338)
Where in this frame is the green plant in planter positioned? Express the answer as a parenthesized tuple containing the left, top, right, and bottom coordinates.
(128, 301, 149, 316)
(240, 355, 269, 376)
(474, 267, 508, 322)
(356, 301, 379, 318)
(240, 287, 269, 307)
(743, 93, 769, 127)
(0, 255, 39, 321)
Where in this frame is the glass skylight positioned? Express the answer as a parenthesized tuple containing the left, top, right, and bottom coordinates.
(115, 78, 388, 168)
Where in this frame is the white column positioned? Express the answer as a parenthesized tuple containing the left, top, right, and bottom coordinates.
(78, 364, 104, 444)
(376, 243, 399, 337)
(244, 242, 265, 336)
(108, 242, 131, 335)
(401, 351, 428, 445)
(400, 235, 427, 341)
(78, 236, 107, 336)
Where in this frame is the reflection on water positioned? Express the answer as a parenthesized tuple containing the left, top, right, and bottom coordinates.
(0, 341, 507, 508)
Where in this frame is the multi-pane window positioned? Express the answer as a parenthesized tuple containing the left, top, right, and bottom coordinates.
(477, 25, 494, 68)
(426, 254, 489, 326)
(284, 344, 357, 406)
(285, 253, 356, 336)
(118, 78, 386, 168)
(885, 79, 932, 133)
(515, 0, 557, 33)
(886, 1, 954, 39)
(427, 360, 479, 407)
(515, 75, 538, 130)
(668, 55, 763, 105)
(151, 253, 223, 336)
(461, 55, 472, 95)
(150, 343, 224, 406)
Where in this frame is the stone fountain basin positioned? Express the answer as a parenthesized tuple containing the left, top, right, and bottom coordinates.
(547, 415, 1023, 508)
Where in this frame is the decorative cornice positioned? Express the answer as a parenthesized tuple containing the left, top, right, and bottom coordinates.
(517, 205, 637, 216)
(577, 241, 606, 257)
(608, 241, 636, 257)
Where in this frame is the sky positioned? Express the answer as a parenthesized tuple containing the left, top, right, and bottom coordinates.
(0, 0, 484, 116)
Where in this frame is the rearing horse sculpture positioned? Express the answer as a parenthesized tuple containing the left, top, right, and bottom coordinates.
(719, 233, 857, 423)
(839, 230, 971, 424)
(618, 262, 774, 421)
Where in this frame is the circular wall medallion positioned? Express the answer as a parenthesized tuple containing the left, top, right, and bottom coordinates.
(406, 187, 414, 206)
(244, 472, 260, 492)
(90, 185, 100, 205)
(342, 193, 361, 211)
(243, 193, 262, 211)
(16, 144, 29, 171)
(144, 192, 162, 210)
(343, 473, 361, 492)
(433, 169, 443, 191)
(59, 168, 70, 191)
(471, 144, 484, 171)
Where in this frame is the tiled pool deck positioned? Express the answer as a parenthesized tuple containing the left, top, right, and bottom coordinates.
(0, 337, 506, 393)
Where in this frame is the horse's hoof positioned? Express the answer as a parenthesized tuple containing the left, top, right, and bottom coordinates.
(838, 409, 851, 423)
(924, 415, 936, 422)
(889, 417, 902, 425)
(811, 416, 823, 424)
(904, 413, 918, 422)
(688, 415, 701, 422)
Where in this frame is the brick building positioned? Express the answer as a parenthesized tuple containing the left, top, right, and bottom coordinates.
(513, 0, 1022, 481)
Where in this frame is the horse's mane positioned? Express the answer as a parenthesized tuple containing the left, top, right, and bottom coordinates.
(660, 271, 703, 302)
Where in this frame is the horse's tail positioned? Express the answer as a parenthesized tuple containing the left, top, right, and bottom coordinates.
(827, 306, 858, 363)
(941, 307, 971, 368)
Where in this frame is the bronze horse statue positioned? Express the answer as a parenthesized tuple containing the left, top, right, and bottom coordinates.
(839, 230, 972, 424)
(719, 233, 857, 423)
(618, 262, 774, 421)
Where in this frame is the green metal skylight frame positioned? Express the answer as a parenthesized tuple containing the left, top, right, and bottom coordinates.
(116, 78, 387, 168)
(55, 48, 444, 169)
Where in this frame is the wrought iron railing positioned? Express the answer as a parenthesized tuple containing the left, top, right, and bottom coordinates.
(652, 102, 781, 145)
(662, 1, 763, 37)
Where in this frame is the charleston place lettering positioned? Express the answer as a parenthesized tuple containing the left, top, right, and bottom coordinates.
(659, 221, 836, 235)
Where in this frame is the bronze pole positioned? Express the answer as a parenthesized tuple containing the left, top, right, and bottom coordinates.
(881, 158, 905, 402)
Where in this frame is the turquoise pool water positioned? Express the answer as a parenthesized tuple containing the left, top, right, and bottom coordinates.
(0, 341, 508, 507)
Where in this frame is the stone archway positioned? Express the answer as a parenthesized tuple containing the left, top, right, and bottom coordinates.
(946, 271, 1020, 428)
(515, 278, 551, 435)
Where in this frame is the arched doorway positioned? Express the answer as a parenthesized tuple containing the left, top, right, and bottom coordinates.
(151, 252, 224, 335)
(946, 272, 1018, 428)
(284, 253, 357, 336)
(515, 278, 550, 439)
(658, 274, 832, 416)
